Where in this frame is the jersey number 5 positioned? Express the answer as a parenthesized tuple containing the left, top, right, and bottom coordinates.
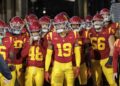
(0, 46, 6, 60)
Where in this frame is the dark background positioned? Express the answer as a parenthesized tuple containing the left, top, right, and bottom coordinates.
(28, 0, 113, 18)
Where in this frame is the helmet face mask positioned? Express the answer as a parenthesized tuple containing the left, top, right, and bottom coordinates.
(0, 20, 7, 39)
(0, 21, 7, 45)
(102, 14, 111, 22)
(54, 22, 67, 33)
(0, 27, 6, 38)
(10, 23, 24, 35)
(10, 16, 24, 35)
(39, 16, 51, 33)
(85, 22, 93, 30)
(27, 21, 41, 41)
(31, 31, 40, 41)
(70, 23, 81, 32)
(41, 23, 50, 33)
(93, 20, 104, 31)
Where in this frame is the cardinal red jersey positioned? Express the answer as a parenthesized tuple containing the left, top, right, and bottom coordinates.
(47, 31, 78, 63)
(12, 34, 28, 64)
(1, 37, 14, 61)
(113, 39, 120, 73)
(22, 40, 44, 68)
(89, 28, 112, 60)
(41, 33, 49, 57)
(107, 22, 119, 35)
(80, 29, 90, 41)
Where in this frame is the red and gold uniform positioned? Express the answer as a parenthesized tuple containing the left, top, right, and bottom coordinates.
(21, 21, 44, 86)
(21, 40, 44, 86)
(89, 28, 116, 86)
(6, 33, 28, 86)
(46, 31, 80, 86)
(106, 22, 119, 35)
(0, 37, 14, 86)
(7, 16, 27, 86)
(76, 29, 92, 85)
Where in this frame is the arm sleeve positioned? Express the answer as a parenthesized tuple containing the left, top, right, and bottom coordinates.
(113, 46, 119, 73)
(0, 55, 12, 80)
(45, 49, 53, 71)
(21, 39, 30, 58)
(74, 46, 81, 67)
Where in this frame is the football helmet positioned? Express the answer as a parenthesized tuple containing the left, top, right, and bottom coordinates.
(39, 16, 51, 33)
(10, 16, 24, 34)
(53, 14, 68, 33)
(29, 22, 41, 40)
(93, 14, 104, 31)
(25, 14, 38, 23)
(58, 12, 69, 18)
(69, 16, 82, 32)
(85, 15, 93, 30)
(100, 8, 111, 22)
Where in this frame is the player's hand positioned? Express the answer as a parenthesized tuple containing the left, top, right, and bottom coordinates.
(105, 56, 113, 68)
(45, 71, 51, 82)
(113, 72, 118, 80)
(74, 67, 80, 78)
(9, 65, 16, 71)
(19, 67, 26, 73)
(87, 68, 92, 78)
(4, 78, 11, 84)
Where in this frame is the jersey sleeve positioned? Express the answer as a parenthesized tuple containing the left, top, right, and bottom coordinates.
(21, 37, 30, 58)
(113, 39, 120, 73)
(46, 32, 53, 41)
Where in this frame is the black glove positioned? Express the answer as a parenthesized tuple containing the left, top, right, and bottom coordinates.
(105, 56, 113, 68)
(9, 65, 16, 71)
(84, 43, 92, 68)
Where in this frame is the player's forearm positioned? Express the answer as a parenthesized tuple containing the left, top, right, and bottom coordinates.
(45, 48, 53, 71)
(21, 45, 30, 58)
(109, 48, 114, 56)
(109, 35, 115, 56)
(74, 46, 81, 67)
(113, 48, 119, 73)
(0, 55, 12, 80)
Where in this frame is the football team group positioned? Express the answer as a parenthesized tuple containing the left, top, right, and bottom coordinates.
(0, 8, 119, 86)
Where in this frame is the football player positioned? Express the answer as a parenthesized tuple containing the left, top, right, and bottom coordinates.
(45, 14, 81, 86)
(21, 21, 44, 86)
(100, 8, 119, 37)
(90, 14, 117, 86)
(69, 16, 93, 86)
(39, 16, 51, 52)
(0, 20, 14, 86)
(39, 16, 51, 36)
(8, 16, 26, 86)
(69, 16, 86, 86)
